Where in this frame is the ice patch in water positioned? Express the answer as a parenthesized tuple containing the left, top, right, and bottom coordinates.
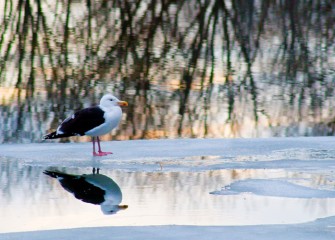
(211, 179, 335, 198)
(236, 149, 335, 162)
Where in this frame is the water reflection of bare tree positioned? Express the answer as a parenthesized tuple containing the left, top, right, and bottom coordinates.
(0, 0, 335, 143)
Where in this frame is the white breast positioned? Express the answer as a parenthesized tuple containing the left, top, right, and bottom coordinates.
(85, 107, 122, 137)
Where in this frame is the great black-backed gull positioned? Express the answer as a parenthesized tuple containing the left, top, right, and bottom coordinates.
(43, 169, 128, 214)
(43, 94, 128, 156)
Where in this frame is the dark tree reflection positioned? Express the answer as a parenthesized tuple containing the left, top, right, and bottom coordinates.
(0, 0, 335, 143)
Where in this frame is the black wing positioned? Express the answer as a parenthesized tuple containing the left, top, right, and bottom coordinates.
(44, 171, 105, 205)
(60, 176, 106, 205)
(58, 106, 105, 136)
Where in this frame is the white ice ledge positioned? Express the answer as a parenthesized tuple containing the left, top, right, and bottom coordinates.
(1, 137, 335, 172)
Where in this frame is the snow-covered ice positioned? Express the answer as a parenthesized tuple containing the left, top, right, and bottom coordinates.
(211, 179, 335, 198)
(1, 137, 335, 239)
(1, 137, 335, 172)
(2, 218, 335, 240)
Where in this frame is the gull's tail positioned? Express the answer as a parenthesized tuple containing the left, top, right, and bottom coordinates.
(43, 170, 76, 179)
(43, 131, 73, 140)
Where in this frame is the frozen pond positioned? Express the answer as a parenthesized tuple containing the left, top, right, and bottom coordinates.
(1, 137, 335, 239)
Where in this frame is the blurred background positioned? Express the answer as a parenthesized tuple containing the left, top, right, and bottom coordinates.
(0, 0, 335, 143)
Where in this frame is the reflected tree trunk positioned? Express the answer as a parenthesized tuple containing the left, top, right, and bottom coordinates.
(0, 0, 335, 143)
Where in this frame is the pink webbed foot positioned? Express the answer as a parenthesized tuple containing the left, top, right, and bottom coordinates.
(93, 151, 113, 157)
(92, 137, 113, 156)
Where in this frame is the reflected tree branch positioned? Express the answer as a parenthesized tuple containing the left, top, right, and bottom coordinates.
(1, 0, 335, 142)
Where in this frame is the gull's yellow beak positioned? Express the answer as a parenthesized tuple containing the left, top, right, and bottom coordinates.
(118, 205, 128, 210)
(118, 101, 128, 107)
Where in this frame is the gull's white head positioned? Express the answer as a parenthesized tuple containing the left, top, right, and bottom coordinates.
(99, 94, 128, 109)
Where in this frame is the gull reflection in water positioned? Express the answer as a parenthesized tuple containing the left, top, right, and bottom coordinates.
(44, 168, 128, 215)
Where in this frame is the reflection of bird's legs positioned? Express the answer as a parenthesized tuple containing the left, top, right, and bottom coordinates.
(96, 136, 112, 155)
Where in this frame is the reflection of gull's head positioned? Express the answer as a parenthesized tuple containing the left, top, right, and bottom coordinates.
(101, 202, 128, 215)
(44, 170, 128, 215)
(84, 174, 125, 214)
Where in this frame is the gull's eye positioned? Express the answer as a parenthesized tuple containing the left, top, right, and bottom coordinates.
(110, 99, 114, 101)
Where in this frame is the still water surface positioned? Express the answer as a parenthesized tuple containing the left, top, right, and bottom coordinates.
(2, 157, 335, 233)
(1, 1, 335, 234)
(0, 1, 335, 143)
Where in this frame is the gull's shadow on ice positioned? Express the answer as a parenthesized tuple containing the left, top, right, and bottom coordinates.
(44, 168, 128, 214)
(211, 179, 335, 198)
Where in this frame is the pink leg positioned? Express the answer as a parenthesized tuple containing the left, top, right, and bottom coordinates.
(93, 136, 112, 156)
(92, 137, 98, 156)
(97, 136, 113, 155)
